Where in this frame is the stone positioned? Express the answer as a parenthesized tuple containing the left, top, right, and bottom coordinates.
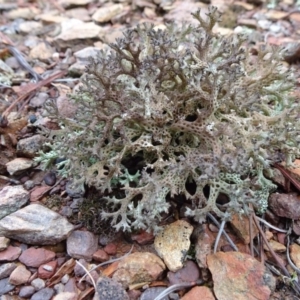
(207, 252, 275, 300)
(92, 4, 124, 23)
(66, 8, 90, 21)
(74, 259, 88, 277)
(55, 19, 102, 49)
(31, 278, 46, 291)
(19, 21, 43, 34)
(154, 220, 193, 272)
(56, 95, 78, 119)
(19, 285, 35, 298)
(30, 186, 50, 202)
(29, 42, 55, 61)
(269, 193, 300, 219)
(38, 260, 58, 279)
(167, 260, 200, 285)
(263, 240, 286, 253)
(194, 224, 215, 268)
(0, 277, 15, 296)
(0, 263, 17, 280)
(59, 0, 94, 6)
(0, 246, 21, 262)
(16, 135, 47, 158)
(181, 286, 215, 300)
(31, 287, 54, 300)
(7, 7, 40, 20)
(29, 92, 49, 108)
(95, 276, 129, 300)
(131, 231, 155, 245)
(19, 247, 55, 268)
(290, 243, 300, 268)
(9, 264, 31, 285)
(0, 237, 10, 251)
(5, 158, 35, 176)
(140, 287, 169, 300)
(0, 186, 29, 220)
(0, 203, 74, 245)
(93, 249, 109, 262)
(67, 230, 98, 261)
(230, 213, 259, 244)
(103, 243, 117, 255)
(53, 292, 78, 300)
(112, 252, 165, 289)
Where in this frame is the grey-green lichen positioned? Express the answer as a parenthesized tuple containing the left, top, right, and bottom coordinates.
(37, 7, 300, 232)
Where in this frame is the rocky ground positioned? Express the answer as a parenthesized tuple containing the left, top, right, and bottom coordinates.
(1, 0, 300, 299)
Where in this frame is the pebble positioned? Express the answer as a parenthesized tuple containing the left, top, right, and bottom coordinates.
(113, 252, 165, 289)
(67, 230, 98, 261)
(9, 264, 31, 285)
(167, 260, 200, 285)
(0, 263, 17, 280)
(154, 220, 193, 272)
(0, 185, 29, 219)
(31, 287, 54, 300)
(0, 246, 22, 262)
(95, 276, 129, 300)
(207, 252, 275, 300)
(0, 277, 15, 295)
(19, 247, 55, 268)
(0, 203, 74, 245)
(0, 237, 10, 251)
(103, 243, 117, 255)
(19, 285, 35, 298)
(181, 286, 215, 300)
(5, 158, 35, 176)
(43, 172, 57, 186)
(140, 287, 170, 300)
(31, 278, 46, 291)
(16, 135, 47, 158)
(269, 193, 300, 219)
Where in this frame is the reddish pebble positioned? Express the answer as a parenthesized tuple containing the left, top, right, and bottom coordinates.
(104, 243, 117, 255)
(131, 231, 154, 245)
(92, 249, 109, 262)
(38, 260, 57, 279)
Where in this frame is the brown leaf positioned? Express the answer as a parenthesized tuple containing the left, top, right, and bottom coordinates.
(48, 258, 76, 287)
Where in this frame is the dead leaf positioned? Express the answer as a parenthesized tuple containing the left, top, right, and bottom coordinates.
(48, 258, 76, 287)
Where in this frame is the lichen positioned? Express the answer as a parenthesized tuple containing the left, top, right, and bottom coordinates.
(37, 7, 300, 233)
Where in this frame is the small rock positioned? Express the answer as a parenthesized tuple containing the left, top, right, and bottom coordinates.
(19, 247, 55, 268)
(0, 277, 15, 295)
(66, 8, 91, 21)
(19, 285, 35, 298)
(131, 231, 155, 245)
(19, 21, 43, 34)
(60, 0, 94, 6)
(290, 243, 300, 268)
(30, 186, 50, 202)
(56, 96, 78, 118)
(0, 263, 17, 280)
(207, 252, 275, 300)
(29, 42, 55, 61)
(154, 220, 193, 272)
(55, 19, 102, 49)
(64, 277, 77, 294)
(31, 287, 54, 300)
(95, 276, 129, 300)
(0, 185, 29, 220)
(269, 193, 300, 219)
(65, 180, 85, 198)
(31, 278, 46, 291)
(263, 240, 286, 253)
(92, 4, 124, 23)
(24, 180, 35, 190)
(181, 286, 215, 300)
(7, 7, 40, 19)
(43, 172, 56, 186)
(67, 230, 98, 261)
(93, 249, 109, 262)
(17, 135, 47, 158)
(9, 264, 31, 285)
(140, 287, 169, 300)
(0, 203, 74, 245)
(61, 274, 70, 284)
(0, 246, 21, 262)
(168, 260, 200, 285)
(230, 213, 259, 244)
(74, 259, 88, 277)
(194, 224, 215, 268)
(29, 92, 49, 108)
(104, 243, 117, 255)
(0, 237, 10, 251)
(53, 292, 78, 300)
(6, 158, 35, 176)
(38, 260, 57, 279)
(113, 252, 165, 289)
